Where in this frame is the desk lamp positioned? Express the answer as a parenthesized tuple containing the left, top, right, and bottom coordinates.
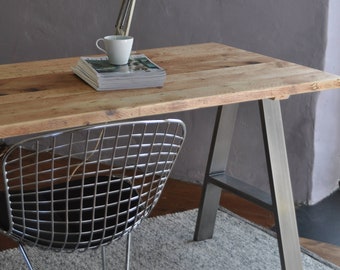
(115, 0, 136, 36)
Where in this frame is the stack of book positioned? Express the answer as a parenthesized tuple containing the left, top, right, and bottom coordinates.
(72, 54, 166, 91)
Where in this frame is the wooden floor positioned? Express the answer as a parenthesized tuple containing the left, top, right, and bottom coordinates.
(1, 178, 339, 267)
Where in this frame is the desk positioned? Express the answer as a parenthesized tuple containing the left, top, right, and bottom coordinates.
(0, 43, 339, 269)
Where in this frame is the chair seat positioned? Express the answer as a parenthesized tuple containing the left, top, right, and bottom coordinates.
(0, 176, 139, 250)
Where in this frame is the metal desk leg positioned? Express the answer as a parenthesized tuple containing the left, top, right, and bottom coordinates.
(260, 99, 302, 270)
(194, 100, 303, 269)
(194, 104, 238, 241)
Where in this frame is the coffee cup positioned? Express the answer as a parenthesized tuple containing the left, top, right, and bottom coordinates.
(96, 35, 134, 65)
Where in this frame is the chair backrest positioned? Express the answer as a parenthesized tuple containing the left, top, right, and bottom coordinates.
(0, 119, 186, 251)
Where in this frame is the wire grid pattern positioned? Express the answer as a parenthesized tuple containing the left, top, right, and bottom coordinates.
(1, 119, 186, 252)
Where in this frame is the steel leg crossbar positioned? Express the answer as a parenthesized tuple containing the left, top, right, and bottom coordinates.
(194, 99, 303, 270)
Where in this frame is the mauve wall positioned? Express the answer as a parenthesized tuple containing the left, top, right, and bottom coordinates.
(311, 0, 340, 204)
(1, 0, 338, 204)
(0, 1, 118, 64)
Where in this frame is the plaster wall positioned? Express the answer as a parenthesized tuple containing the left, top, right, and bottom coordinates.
(0, 0, 335, 203)
(311, 0, 340, 204)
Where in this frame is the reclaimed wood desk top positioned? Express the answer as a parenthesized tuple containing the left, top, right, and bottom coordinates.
(0, 43, 339, 139)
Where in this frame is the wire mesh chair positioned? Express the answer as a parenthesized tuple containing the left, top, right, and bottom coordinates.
(0, 119, 186, 270)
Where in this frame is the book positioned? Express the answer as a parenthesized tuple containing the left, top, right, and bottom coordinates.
(72, 54, 166, 91)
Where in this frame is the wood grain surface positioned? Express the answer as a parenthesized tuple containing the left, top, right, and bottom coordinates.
(0, 43, 339, 139)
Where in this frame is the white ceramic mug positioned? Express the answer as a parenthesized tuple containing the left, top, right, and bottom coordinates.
(96, 35, 134, 65)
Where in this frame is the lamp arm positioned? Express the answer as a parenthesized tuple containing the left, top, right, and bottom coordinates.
(115, 0, 136, 36)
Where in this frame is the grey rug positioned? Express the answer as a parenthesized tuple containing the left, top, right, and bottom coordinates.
(0, 209, 339, 270)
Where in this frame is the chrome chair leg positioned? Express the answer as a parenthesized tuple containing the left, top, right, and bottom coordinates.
(101, 246, 107, 270)
(125, 234, 131, 270)
(18, 244, 34, 270)
(102, 235, 130, 270)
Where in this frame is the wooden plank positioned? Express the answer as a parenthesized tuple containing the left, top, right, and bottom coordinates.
(300, 238, 340, 267)
(0, 43, 339, 139)
(0, 57, 79, 80)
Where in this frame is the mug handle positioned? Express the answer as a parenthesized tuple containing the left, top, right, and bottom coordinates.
(96, 38, 107, 54)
